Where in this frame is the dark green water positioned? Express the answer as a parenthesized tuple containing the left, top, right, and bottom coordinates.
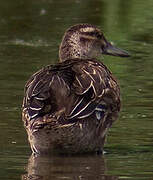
(0, 0, 153, 179)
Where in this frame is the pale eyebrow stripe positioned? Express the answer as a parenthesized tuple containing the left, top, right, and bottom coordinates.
(79, 27, 95, 32)
(80, 34, 96, 40)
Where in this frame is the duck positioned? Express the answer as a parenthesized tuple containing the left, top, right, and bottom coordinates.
(22, 24, 130, 155)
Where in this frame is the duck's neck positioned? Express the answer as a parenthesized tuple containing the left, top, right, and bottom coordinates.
(59, 33, 82, 62)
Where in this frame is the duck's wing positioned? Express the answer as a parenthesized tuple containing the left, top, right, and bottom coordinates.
(22, 59, 120, 125)
(23, 67, 50, 120)
(22, 65, 70, 121)
(66, 60, 120, 121)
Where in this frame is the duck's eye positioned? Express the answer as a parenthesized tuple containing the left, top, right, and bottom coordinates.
(91, 31, 102, 39)
(96, 34, 102, 39)
(89, 32, 102, 39)
(80, 37, 88, 43)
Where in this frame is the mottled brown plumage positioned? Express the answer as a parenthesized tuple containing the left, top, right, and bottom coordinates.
(22, 24, 129, 154)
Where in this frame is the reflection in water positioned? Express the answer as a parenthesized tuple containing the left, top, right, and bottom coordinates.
(22, 154, 118, 180)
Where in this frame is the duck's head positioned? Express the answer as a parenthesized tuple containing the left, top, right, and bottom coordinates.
(59, 24, 130, 62)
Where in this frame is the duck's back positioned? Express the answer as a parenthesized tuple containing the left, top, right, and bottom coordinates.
(22, 58, 120, 154)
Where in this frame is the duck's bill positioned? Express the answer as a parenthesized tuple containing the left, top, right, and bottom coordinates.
(102, 43, 130, 57)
